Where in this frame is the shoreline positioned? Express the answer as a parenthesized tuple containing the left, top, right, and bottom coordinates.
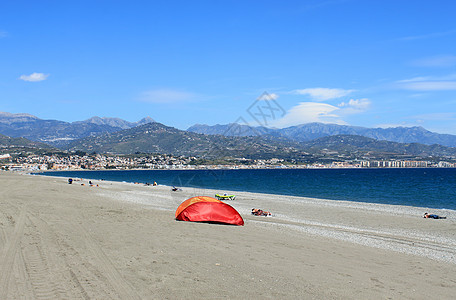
(2, 171, 455, 298)
(33, 168, 456, 211)
(33, 171, 456, 211)
(33, 166, 456, 172)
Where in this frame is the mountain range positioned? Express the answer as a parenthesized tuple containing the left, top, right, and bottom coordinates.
(0, 112, 154, 147)
(66, 122, 456, 159)
(303, 135, 456, 158)
(187, 123, 456, 147)
(67, 122, 303, 159)
(1, 111, 456, 160)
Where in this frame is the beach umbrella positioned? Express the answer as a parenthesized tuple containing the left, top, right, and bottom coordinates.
(175, 196, 244, 226)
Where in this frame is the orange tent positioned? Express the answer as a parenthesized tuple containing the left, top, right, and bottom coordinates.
(175, 196, 244, 226)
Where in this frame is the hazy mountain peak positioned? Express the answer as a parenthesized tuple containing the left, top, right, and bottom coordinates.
(0, 111, 40, 122)
(187, 122, 456, 147)
(0, 111, 36, 117)
(135, 116, 155, 126)
(75, 116, 155, 129)
(76, 116, 129, 129)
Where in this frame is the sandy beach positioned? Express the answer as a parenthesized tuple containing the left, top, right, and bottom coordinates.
(1, 171, 455, 299)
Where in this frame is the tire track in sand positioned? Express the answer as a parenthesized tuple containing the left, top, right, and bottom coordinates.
(21, 244, 65, 299)
(0, 207, 26, 299)
(73, 222, 141, 300)
(13, 248, 35, 300)
(26, 213, 138, 299)
(26, 214, 92, 299)
(4, 212, 69, 300)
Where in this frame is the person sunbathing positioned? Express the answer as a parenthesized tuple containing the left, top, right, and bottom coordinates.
(423, 212, 446, 219)
(251, 208, 271, 216)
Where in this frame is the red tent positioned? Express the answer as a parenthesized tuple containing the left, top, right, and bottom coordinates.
(175, 196, 244, 226)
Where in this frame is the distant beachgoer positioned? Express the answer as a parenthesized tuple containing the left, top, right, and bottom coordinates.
(251, 208, 271, 216)
(424, 212, 446, 219)
(153, 181, 158, 186)
(68, 178, 73, 184)
(172, 186, 178, 191)
(89, 180, 92, 185)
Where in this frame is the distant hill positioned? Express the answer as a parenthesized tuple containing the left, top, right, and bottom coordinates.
(0, 133, 57, 155)
(188, 122, 456, 147)
(73, 116, 155, 129)
(66, 122, 456, 160)
(188, 123, 272, 137)
(3, 111, 456, 160)
(302, 135, 456, 157)
(0, 133, 53, 148)
(0, 112, 154, 148)
(67, 122, 305, 159)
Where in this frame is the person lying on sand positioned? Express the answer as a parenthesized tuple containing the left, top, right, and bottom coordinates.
(251, 208, 271, 216)
(423, 212, 446, 219)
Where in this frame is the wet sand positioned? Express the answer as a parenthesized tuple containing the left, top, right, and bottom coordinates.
(1, 171, 455, 299)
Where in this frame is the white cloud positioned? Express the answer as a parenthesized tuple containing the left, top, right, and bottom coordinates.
(338, 98, 371, 113)
(18, 72, 49, 82)
(293, 88, 354, 101)
(398, 74, 456, 82)
(398, 29, 456, 41)
(257, 92, 279, 100)
(271, 95, 371, 128)
(271, 102, 347, 128)
(399, 81, 456, 91)
(396, 75, 456, 91)
(139, 89, 198, 103)
(410, 112, 456, 121)
(397, 76, 431, 83)
(412, 55, 456, 67)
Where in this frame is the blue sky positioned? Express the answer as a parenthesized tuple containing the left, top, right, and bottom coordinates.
(1, 0, 456, 133)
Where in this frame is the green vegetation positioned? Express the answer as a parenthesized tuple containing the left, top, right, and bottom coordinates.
(2, 123, 456, 165)
(67, 123, 456, 163)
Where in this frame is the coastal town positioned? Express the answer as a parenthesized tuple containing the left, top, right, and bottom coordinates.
(1, 151, 455, 172)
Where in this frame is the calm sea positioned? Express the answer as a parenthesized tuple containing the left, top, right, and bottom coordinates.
(37, 168, 456, 210)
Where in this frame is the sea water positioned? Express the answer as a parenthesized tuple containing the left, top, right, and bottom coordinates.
(37, 168, 456, 210)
